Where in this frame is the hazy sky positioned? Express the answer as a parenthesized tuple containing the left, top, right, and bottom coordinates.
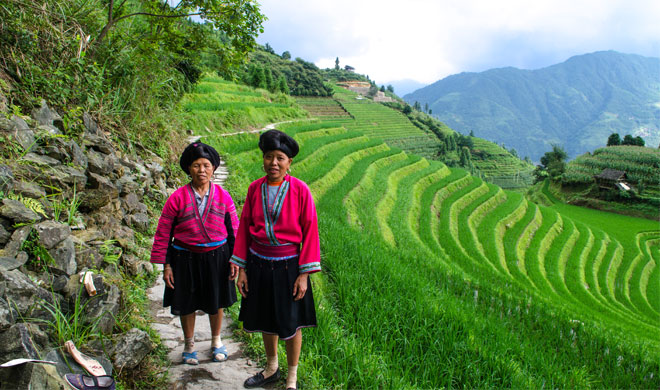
(255, 0, 660, 86)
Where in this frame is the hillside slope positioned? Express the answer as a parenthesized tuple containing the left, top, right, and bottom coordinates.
(297, 85, 534, 188)
(193, 75, 659, 389)
(405, 51, 660, 161)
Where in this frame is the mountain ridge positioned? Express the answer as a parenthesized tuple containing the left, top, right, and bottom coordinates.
(404, 51, 660, 161)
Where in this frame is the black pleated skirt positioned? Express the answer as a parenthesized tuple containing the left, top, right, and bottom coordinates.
(238, 254, 317, 340)
(163, 244, 237, 316)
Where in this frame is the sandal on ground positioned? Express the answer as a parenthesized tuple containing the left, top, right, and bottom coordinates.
(182, 351, 199, 365)
(64, 374, 115, 390)
(64, 340, 107, 377)
(211, 345, 228, 362)
(244, 368, 281, 388)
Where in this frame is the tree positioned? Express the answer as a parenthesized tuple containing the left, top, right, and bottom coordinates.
(335, 57, 340, 70)
(281, 51, 291, 60)
(622, 134, 635, 145)
(509, 148, 518, 158)
(94, 1, 265, 52)
(250, 65, 267, 89)
(413, 101, 421, 111)
(459, 146, 472, 167)
(380, 85, 385, 92)
(536, 144, 567, 182)
(277, 75, 289, 94)
(403, 105, 412, 115)
(424, 103, 429, 113)
(634, 136, 645, 146)
(264, 68, 274, 92)
(607, 133, 621, 146)
(386, 85, 394, 93)
(367, 84, 379, 98)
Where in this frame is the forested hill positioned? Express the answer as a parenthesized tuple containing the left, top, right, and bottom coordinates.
(404, 51, 660, 161)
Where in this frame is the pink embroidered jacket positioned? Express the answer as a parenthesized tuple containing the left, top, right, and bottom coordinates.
(231, 175, 321, 274)
(150, 183, 239, 264)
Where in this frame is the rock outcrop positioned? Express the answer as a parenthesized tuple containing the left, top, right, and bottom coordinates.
(0, 100, 172, 389)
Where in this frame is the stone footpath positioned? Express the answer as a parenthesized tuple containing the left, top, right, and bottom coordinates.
(147, 276, 259, 390)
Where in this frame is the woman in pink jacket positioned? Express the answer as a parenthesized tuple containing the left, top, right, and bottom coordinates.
(150, 142, 238, 365)
(230, 130, 321, 390)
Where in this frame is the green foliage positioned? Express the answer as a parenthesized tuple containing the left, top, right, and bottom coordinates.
(0, 0, 265, 163)
(8, 192, 47, 219)
(33, 282, 104, 347)
(607, 133, 621, 146)
(100, 239, 122, 270)
(49, 184, 83, 226)
(239, 48, 332, 96)
(21, 229, 55, 273)
(535, 145, 568, 182)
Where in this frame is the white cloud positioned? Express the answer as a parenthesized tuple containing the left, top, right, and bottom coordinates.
(256, 0, 660, 84)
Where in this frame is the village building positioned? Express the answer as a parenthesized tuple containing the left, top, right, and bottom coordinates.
(594, 168, 632, 191)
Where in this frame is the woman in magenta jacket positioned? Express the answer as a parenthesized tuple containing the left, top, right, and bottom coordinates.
(151, 142, 238, 365)
(230, 130, 320, 390)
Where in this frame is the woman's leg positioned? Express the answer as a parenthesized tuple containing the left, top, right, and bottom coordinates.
(181, 312, 196, 341)
(209, 308, 228, 360)
(263, 333, 280, 377)
(209, 308, 223, 340)
(285, 330, 302, 388)
(181, 312, 198, 364)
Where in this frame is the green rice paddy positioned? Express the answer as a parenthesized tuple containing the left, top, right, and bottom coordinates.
(186, 75, 659, 389)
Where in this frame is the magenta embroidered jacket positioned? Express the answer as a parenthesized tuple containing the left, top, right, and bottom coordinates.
(150, 183, 239, 264)
(230, 175, 321, 274)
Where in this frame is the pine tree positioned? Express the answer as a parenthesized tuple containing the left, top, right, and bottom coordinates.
(264, 68, 274, 92)
(335, 57, 340, 70)
(277, 75, 289, 94)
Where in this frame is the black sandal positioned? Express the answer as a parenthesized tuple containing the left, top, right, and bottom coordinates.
(64, 374, 115, 390)
(243, 369, 281, 388)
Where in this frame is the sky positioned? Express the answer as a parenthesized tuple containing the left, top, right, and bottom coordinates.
(254, 0, 660, 89)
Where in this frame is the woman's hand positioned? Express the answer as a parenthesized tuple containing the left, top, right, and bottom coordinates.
(163, 266, 174, 289)
(237, 269, 248, 298)
(229, 263, 239, 280)
(293, 273, 309, 301)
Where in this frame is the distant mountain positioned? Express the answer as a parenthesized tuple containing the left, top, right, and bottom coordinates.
(404, 51, 660, 161)
(386, 79, 427, 97)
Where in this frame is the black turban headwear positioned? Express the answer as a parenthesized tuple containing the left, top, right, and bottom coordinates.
(179, 142, 220, 175)
(258, 130, 299, 158)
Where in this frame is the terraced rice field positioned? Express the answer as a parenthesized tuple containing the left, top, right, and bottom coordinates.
(180, 75, 308, 133)
(193, 76, 659, 388)
(330, 86, 442, 160)
(295, 96, 353, 122)
(209, 122, 658, 389)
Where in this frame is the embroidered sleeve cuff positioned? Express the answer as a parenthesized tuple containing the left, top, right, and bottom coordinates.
(299, 262, 321, 274)
(230, 255, 246, 268)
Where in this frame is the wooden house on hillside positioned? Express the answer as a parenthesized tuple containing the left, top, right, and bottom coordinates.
(594, 168, 631, 191)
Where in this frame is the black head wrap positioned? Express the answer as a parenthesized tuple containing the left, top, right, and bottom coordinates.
(179, 142, 220, 174)
(258, 130, 299, 158)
